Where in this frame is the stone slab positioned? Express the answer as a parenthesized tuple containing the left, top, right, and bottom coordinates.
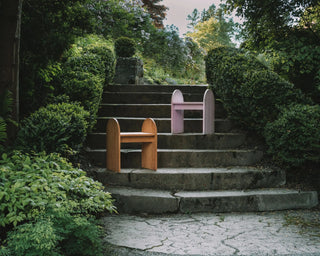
(177, 189, 318, 213)
(105, 186, 318, 214)
(102, 210, 320, 256)
(86, 149, 264, 168)
(91, 167, 285, 191)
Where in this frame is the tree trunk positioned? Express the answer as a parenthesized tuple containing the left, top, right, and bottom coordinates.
(0, 0, 23, 141)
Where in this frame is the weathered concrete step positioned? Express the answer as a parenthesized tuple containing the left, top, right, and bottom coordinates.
(106, 84, 208, 93)
(92, 167, 285, 191)
(97, 103, 227, 118)
(106, 186, 318, 214)
(86, 149, 263, 168)
(87, 132, 246, 149)
(102, 91, 206, 104)
(93, 117, 234, 133)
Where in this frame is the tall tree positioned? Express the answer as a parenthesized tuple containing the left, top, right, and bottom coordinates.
(186, 4, 236, 51)
(0, 0, 23, 141)
(225, 0, 320, 102)
(141, 0, 168, 28)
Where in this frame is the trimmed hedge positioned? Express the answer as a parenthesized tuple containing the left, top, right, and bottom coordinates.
(205, 47, 309, 132)
(56, 34, 115, 129)
(205, 46, 316, 168)
(16, 103, 89, 155)
(264, 104, 320, 167)
(62, 34, 115, 84)
(114, 37, 136, 58)
(59, 71, 103, 129)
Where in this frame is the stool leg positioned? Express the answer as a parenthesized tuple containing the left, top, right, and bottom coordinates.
(171, 89, 184, 134)
(141, 118, 157, 171)
(142, 141, 157, 171)
(203, 89, 215, 134)
(106, 118, 121, 172)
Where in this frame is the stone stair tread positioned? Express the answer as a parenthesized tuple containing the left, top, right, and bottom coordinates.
(91, 167, 285, 191)
(87, 148, 258, 153)
(107, 186, 314, 197)
(106, 186, 318, 213)
(94, 166, 278, 175)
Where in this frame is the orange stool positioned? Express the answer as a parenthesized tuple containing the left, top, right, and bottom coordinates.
(106, 118, 157, 172)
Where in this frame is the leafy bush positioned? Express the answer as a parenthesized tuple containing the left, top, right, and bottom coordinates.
(56, 35, 115, 129)
(264, 104, 320, 168)
(59, 71, 103, 129)
(114, 37, 136, 58)
(0, 151, 114, 255)
(16, 103, 89, 155)
(206, 47, 309, 132)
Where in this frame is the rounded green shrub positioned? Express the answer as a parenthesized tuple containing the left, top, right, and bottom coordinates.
(205, 47, 310, 132)
(62, 34, 115, 85)
(264, 104, 320, 168)
(114, 37, 136, 57)
(59, 71, 103, 129)
(16, 103, 89, 154)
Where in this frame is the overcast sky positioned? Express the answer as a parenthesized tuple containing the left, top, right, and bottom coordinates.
(162, 0, 225, 36)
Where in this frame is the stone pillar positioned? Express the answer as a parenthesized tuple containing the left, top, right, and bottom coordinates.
(113, 57, 143, 85)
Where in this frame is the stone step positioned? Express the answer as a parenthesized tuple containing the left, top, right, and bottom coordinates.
(86, 149, 263, 168)
(91, 167, 286, 191)
(86, 132, 246, 149)
(93, 117, 234, 133)
(102, 91, 206, 104)
(106, 186, 318, 214)
(106, 84, 208, 93)
(97, 103, 227, 118)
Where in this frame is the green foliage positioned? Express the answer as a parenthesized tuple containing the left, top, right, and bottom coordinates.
(0, 118, 6, 153)
(16, 103, 89, 155)
(264, 104, 320, 168)
(225, 1, 320, 103)
(20, 0, 95, 117)
(56, 34, 115, 129)
(264, 32, 320, 102)
(186, 4, 236, 51)
(206, 47, 309, 132)
(6, 212, 104, 256)
(142, 25, 190, 76)
(7, 219, 61, 256)
(58, 71, 103, 129)
(0, 151, 114, 255)
(62, 34, 115, 84)
(115, 37, 136, 58)
(0, 151, 115, 228)
(0, 90, 13, 119)
(91, 0, 153, 41)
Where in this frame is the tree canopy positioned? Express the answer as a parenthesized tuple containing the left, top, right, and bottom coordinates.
(186, 4, 236, 51)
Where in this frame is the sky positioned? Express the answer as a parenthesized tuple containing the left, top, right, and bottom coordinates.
(162, 0, 225, 36)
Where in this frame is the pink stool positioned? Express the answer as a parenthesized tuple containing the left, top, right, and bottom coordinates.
(171, 89, 215, 134)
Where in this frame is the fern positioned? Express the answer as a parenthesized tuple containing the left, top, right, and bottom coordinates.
(0, 117, 7, 143)
(0, 89, 13, 119)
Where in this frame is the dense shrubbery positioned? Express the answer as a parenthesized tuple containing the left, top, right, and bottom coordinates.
(61, 34, 115, 84)
(0, 151, 115, 255)
(264, 104, 320, 167)
(114, 37, 136, 58)
(58, 71, 103, 129)
(205, 47, 309, 132)
(16, 103, 89, 155)
(206, 46, 317, 168)
(56, 35, 114, 129)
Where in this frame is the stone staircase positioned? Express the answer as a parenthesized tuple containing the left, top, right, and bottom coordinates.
(86, 84, 318, 214)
